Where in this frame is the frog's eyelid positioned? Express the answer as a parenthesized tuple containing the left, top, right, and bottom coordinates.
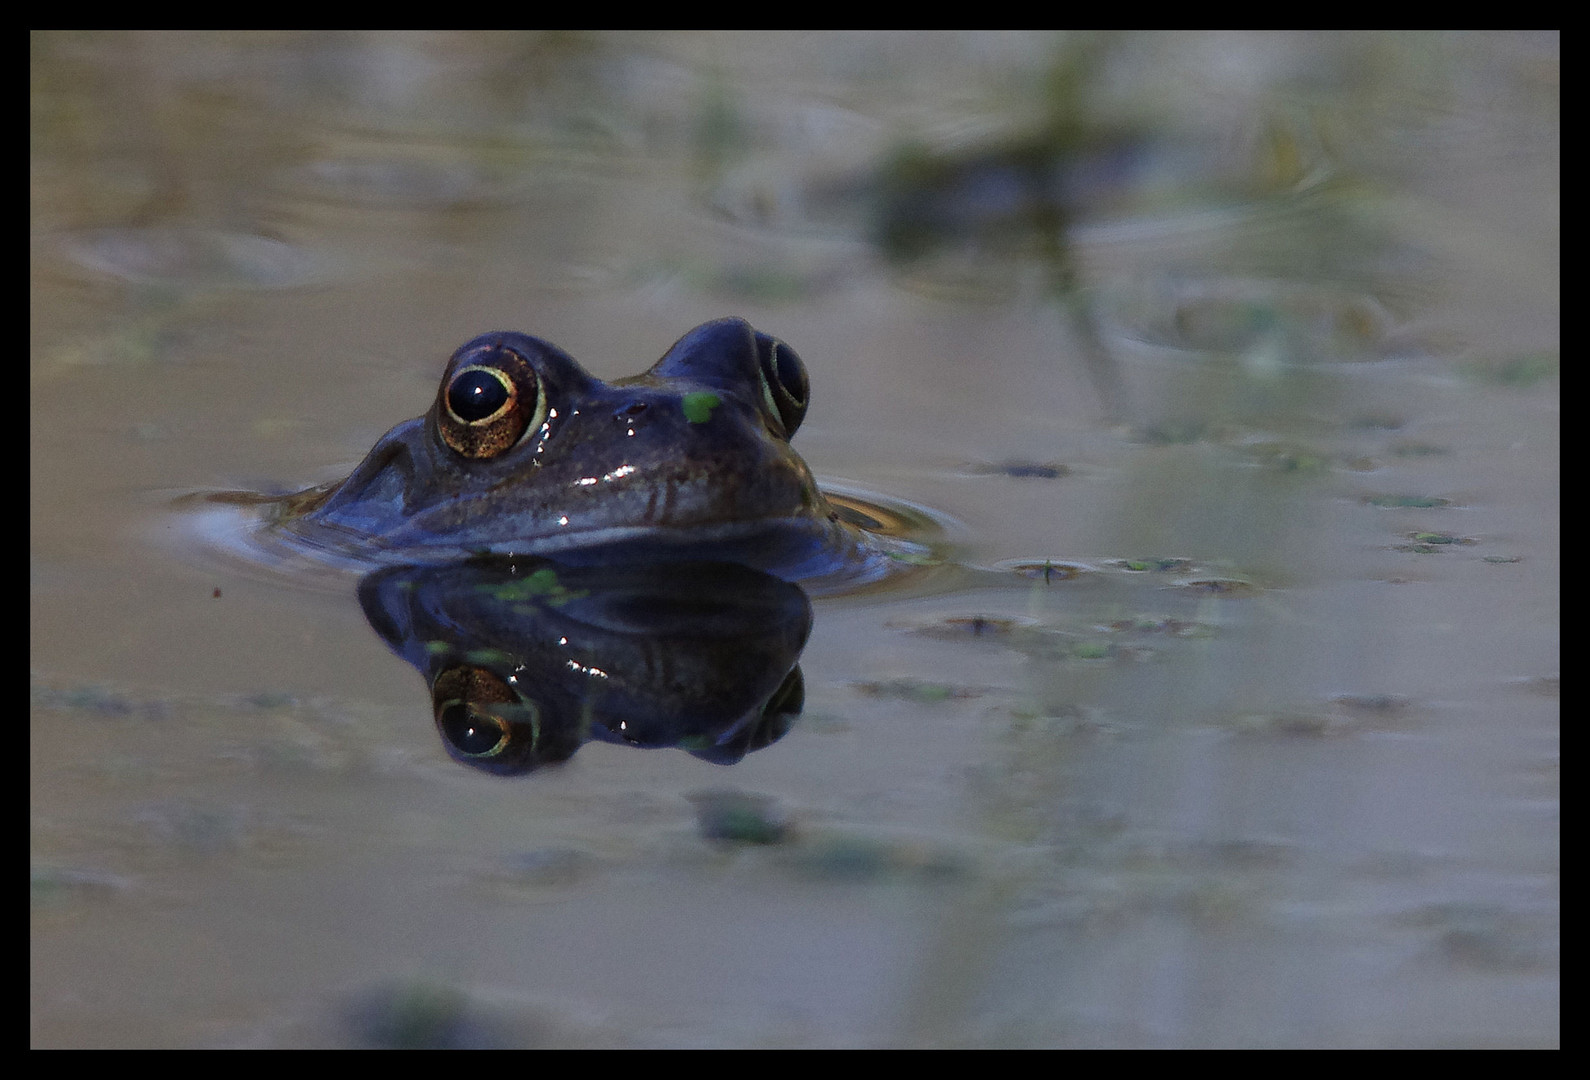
(757, 360, 783, 432)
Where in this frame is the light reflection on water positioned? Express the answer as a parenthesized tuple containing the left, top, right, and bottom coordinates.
(31, 31, 1557, 1047)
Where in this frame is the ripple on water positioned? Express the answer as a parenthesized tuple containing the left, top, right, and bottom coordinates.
(55, 227, 332, 290)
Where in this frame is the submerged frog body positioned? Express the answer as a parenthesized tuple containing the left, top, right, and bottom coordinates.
(276, 318, 916, 585)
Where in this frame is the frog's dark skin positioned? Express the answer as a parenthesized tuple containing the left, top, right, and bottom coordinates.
(280, 318, 859, 574)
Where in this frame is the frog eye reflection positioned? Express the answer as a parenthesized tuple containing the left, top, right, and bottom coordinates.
(437, 700, 512, 757)
(756, 335, 809, 438)
(432, 665, 538, 761)
(438, 351, 547, 459)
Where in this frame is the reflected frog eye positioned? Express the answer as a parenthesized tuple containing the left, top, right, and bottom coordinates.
(438, 349, 547, 459)
(432, 665, 538, 760)
(437, 700, 511, 757)
(756, 334, 809, 438)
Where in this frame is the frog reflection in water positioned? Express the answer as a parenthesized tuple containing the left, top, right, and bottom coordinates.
(277, 317, 922, 586)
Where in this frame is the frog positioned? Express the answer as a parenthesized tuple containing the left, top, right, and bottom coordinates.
(268, 317, 935, 591)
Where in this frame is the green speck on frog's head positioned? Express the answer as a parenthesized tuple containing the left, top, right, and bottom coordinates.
(682, 391, 721, 424)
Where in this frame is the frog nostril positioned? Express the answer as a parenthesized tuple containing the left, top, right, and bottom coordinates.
(616, 401, 649, 420)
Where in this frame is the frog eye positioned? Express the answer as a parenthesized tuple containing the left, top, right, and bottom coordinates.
(438, 349, 547, 459)
(755, 334, 809, 438)
(432, 665, 539, 762)
(436, 700, 512, 757)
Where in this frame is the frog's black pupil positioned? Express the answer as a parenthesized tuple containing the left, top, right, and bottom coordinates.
(449, 370, 511, 422)
(438, 703, 504, 756)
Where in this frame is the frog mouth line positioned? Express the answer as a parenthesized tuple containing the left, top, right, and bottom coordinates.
(268, 504, 831, 561)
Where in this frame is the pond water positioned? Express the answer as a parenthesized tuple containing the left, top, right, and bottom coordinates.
(31, 31, 1558, 1048)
